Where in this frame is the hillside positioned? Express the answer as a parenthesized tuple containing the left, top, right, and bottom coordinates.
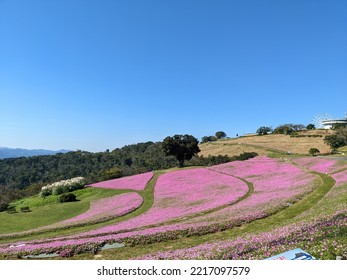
(0, 155, 346, 260)
(199, 129, 333, 157)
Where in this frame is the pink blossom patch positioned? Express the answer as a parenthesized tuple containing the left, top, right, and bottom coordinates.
(89, 171, 154, 191)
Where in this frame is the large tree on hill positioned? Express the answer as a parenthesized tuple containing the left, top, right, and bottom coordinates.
(256, 126, 272, 135)
(162, 134, 201, 167)
(215, 131, 227, 139)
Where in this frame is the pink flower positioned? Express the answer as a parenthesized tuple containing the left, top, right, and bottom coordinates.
(89, 171, 154, 191)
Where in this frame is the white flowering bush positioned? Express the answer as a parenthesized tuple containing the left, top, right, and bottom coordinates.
(40, 177, 85, 198)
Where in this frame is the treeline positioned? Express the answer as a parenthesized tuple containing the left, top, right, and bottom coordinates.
(0, 142, 175, 192)
(0, 140, 258, 210)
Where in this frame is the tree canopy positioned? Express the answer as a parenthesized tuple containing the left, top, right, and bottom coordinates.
(215, 131, 227, 139)
(273, 124, 305, 135)
(324, 128, 347, 150)
(256, 126, 272, 135)
(162, 134, 201, 167)
(306, 124, 316, 130)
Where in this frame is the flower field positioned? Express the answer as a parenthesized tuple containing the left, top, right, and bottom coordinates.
(292, 157, 347, 174)
(73, 168, 248, 237)
(137, 212, 347, 260)
(55, 192, 143, 226)
(89, 171, 154, 191)
(188, 157, 318, 225)
(332, 169, 347, 185)
(0, 156, 346, 259)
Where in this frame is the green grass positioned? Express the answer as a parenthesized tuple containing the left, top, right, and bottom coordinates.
(0, 172, 164, 242)
(0, 188, 125, 234)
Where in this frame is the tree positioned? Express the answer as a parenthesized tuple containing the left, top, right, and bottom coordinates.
(306, 124, 316, 130)
(102, 167, 123, 180)
(256, 126, 272, 135)
(215, 131, 227, 139)
(332, 123, 347, 130)
(292, 124, 306, 131)
(273, 124, 305, 135)
(324, 128, 347, 150)
(201, 136, 210, 143)
(162, 134, 201, 167)
(309, 148, 320, 156)
(273, 124, 294, 135)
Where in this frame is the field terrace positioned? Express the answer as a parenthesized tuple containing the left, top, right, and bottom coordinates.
(88, 171, 154, 191)
(176, 156, 318, 226)
(0, 192, 144, 239)
(0, 157, 321, 257)
(137, 211, 346, 260)
(0, 168, 249, 256)
(292, 157, 347, 174)
(75, 168, 249, 237)
(53, 192, 143, 227)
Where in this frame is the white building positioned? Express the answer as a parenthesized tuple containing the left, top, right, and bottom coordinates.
(321, 114, 347, 129)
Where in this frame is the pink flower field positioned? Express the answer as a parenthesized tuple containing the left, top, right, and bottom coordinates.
(75, 168, 248, 238)
(292, 157, 347, 174)
(1, 156, 346, 259)
(136, 211, 347, 260)
(0, 192, 144, 239)
(332, 169, 347, 186)
(180, 157, 317, 225)
(88, 171, 154, 191)
(56, 192, 143, 226)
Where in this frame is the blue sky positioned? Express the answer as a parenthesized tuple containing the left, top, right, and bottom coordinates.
(0, 0, 346, 152)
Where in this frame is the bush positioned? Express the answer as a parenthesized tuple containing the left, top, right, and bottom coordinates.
(52, 185, 68, 195)
(309, 148, 320, 156)
(59, 193, 77, 203)
(0, 202, 9, 212)
(40, 177, 85, 198)
(41, 188, 52, 198)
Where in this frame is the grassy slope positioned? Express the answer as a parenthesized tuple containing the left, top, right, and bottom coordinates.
(0, 188, 127, 234)
(0, 157, 345, 260)
(0, 171, 167, 242)
(199, 130, 333, 157)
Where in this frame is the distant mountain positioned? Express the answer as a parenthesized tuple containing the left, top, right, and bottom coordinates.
(0, 147, 71, 159)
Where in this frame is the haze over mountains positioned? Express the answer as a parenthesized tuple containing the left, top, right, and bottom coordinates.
(0, 147, 70, 159)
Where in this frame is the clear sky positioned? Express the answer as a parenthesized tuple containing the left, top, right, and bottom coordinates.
(0, 0, 346, 152)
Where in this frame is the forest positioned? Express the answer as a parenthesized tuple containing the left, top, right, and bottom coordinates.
(0, 140, 257, 211)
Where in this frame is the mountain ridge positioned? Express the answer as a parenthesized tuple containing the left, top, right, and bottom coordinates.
(0, 147, 71, 159)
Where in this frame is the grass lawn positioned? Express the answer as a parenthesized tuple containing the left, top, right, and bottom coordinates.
(0, 187, 126, 234)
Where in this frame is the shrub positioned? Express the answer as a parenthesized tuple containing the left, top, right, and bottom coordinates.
(59, 193, 77, 203)
(40, 177, 85, 198)
(41, 188, 52, 198)
(309, 148, 320, 156)
(52, 185, 68, 195)
(0, 202, 9, 212)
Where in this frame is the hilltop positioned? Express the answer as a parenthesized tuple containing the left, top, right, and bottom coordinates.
(199, 129, 334, 157)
